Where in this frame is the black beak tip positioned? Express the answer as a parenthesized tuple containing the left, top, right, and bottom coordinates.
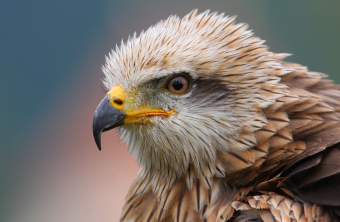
(92, 123, 103, 151)
(94, 131, 102, 151)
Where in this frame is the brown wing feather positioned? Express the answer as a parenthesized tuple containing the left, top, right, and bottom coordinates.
(230, 60, 340, 222)
(232, 193, 336, 222)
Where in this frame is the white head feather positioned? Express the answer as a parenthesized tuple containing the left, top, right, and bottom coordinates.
(101, 10, 289, 186)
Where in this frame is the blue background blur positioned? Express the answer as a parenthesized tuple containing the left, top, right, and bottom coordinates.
(1, 1, 339, 221)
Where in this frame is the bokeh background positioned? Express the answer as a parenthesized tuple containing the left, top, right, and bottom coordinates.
(1, 1, 340, 221)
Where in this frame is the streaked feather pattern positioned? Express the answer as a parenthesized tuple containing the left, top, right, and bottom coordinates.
(100, 10, 340, 222)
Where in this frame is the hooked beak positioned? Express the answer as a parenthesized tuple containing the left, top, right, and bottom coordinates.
(93, 85, 175, 150)
(92, 96, 126, 150)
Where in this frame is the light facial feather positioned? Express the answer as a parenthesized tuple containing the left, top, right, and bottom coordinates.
(95, 9, 340, 222)
(102, 10, 289, 183)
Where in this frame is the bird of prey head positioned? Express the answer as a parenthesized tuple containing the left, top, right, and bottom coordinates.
(93, 10, 340, 222)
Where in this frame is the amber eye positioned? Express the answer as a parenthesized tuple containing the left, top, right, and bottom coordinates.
(167, 76, 190, 94)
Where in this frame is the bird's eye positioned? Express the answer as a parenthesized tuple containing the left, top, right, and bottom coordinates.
(167, 76, 190, 94)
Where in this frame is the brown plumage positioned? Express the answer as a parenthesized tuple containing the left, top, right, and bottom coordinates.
(92, 10, 340, 222)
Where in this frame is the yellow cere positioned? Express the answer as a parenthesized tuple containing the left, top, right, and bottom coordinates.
(107, 84, 176, 125)
(107, 84, 126, 110)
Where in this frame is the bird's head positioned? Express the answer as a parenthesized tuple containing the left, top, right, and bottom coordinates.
(93, 10, 288, 183)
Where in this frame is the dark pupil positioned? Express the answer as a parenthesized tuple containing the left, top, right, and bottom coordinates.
(173, 79, 183, 90)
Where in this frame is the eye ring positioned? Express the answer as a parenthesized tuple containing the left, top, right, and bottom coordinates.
(166, 75, 190, 94)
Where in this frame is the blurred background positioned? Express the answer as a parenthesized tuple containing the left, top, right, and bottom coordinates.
(1, 1, 339, 221)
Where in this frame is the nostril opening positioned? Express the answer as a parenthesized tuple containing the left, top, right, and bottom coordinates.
(114, 99, 123, 106)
